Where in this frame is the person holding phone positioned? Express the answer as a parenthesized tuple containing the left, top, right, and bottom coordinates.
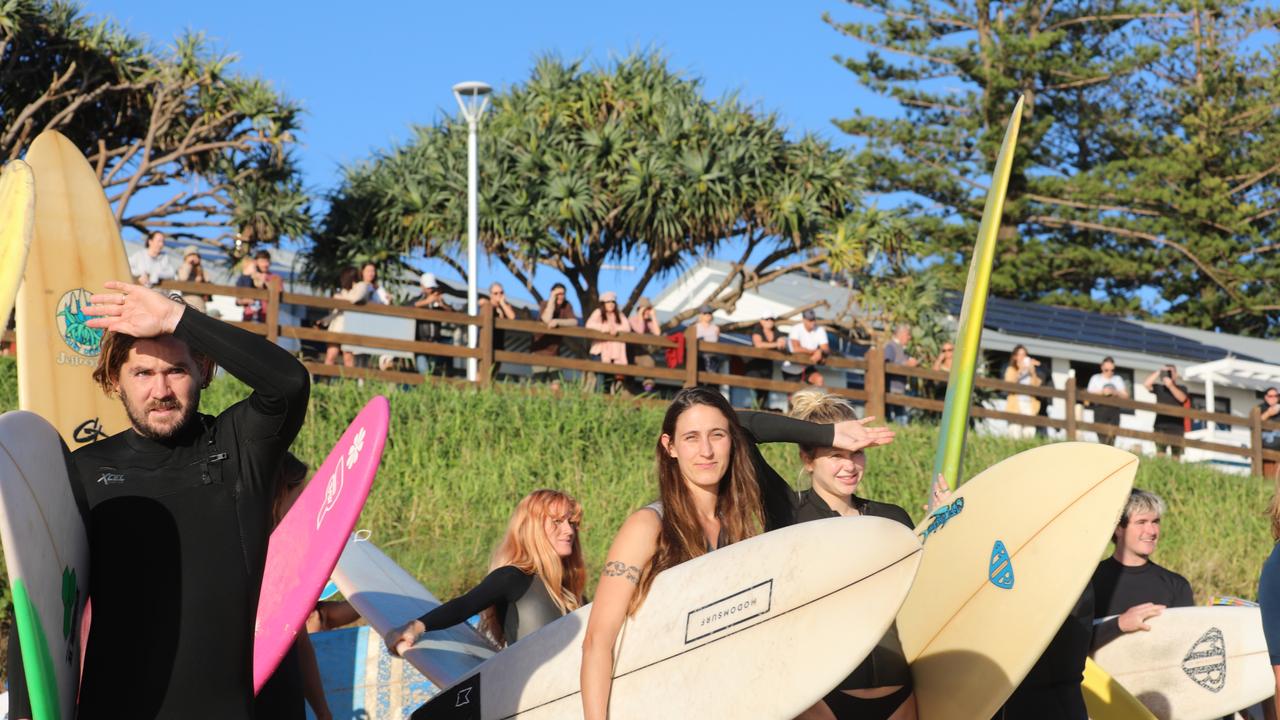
(1143, 365, 1189, 458)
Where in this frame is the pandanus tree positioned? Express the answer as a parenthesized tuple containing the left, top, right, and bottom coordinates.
(312, 53, 870, 322)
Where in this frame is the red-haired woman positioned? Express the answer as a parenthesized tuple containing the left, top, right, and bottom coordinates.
(384, 489, 586, 652)
(580, 387, 895, 720)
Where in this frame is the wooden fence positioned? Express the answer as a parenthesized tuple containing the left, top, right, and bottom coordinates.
(45, 280, 1266, 478)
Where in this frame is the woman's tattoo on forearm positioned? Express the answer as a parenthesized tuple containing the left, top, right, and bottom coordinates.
(603, 561, 640, 584)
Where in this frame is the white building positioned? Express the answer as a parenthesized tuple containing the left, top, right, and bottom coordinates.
(652, 259, 1280, 473)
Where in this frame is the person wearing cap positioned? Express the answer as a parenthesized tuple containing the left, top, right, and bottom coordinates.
(748, 316, 787, 408)
(176, 244, 210, 313)
(480, 282, 517, 376)
(628, 297, 662, 394)
(783, 310, 830, 387)
(586, 291, 631, 392)
(694, 304, 722, 383)
(403, 272, 456, 377)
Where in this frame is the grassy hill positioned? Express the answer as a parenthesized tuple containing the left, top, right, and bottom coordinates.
(2, 355, 1271, 605)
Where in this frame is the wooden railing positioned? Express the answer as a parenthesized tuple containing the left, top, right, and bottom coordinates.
(136, 280, 1280, 477)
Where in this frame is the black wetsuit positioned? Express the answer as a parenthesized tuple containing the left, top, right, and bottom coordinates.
(1091, 557, 1194, 617)
(416, 566, 563, 645)
(738, 411, 916, 719)
(995, 587, 1095, 720)
(71, 308, 310, 719)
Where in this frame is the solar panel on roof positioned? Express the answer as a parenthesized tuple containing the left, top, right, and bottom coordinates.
(942, 294, 1257, 363)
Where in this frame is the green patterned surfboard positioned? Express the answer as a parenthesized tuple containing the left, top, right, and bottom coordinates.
(0, 411, 89, 720)
(932, 97, 1025, 490)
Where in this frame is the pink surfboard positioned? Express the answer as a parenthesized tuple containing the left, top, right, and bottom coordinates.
(252, 395, 390, 692)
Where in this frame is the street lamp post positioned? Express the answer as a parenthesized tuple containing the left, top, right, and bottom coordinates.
(452, 80, 492, 381)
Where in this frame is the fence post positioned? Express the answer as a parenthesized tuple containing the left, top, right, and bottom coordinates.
(1064, 376, 1078, 441)
(264, 283, 280, 344)
(477, 308, 493, 388)
(865, 346, 885, 421)
(684, 325, 699, 388)
(1252, 406, 1265, 478)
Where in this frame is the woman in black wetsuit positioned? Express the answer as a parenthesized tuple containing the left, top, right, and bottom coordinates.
(385, 489, 586, 653)
(786, 389, 921, 720)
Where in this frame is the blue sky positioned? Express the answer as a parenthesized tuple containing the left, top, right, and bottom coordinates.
(91, 0, 887, 304)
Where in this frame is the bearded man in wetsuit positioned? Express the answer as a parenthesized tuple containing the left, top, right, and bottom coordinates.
(68, 281, 309, 718)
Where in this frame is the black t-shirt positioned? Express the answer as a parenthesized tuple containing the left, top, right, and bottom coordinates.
(1091, 557, 1194, 617)
(746, 325, 781, 375)
(1152, 382, 1189, 433)
(70, 309, 310, 719)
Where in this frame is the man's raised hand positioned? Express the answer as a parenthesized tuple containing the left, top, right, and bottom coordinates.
(85, 280, 186, 337)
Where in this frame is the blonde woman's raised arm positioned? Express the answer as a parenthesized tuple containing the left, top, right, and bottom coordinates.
(581, 509, 661, 720)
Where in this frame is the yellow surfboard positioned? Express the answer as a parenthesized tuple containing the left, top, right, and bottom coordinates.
(0, 160, 35, 331)
(1083, 657, 1159, 720)
(899, 442, 1139, 720)
(18, 130, 132, 447)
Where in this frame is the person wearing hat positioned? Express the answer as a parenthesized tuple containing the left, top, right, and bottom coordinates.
(586, 291, 631, 392)
(693, 304, 723, 384)
(628, 297, 662, 393)
(783, 309, 830, 387)
(176, 244, 210, 313)
(403, 272, 456, 377)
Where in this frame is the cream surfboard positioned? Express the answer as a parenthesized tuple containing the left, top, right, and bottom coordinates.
(0, 160, 36, 328)
(18, 130, 132, 447)
(1092, 606, 1271, 720)
(412, 516, 922, 720)
(0, 411, 89, 720)
(332, 537, 498, 690)
(899, 442, 1139, 720)
(1083, 657, 1159, 720)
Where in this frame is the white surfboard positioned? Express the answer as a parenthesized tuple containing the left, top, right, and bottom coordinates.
(898, 442, 1139, 720)
(0, 411, 89, 720)
(332, 537, 498, 690)
(411, 515, 923, 720)
(310, 625, 439, 719)
(1092, 606, 1272, 720)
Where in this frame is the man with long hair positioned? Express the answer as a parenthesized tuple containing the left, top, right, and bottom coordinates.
(51, 280, 309, 718)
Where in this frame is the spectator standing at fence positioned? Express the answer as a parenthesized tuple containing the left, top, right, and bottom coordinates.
(176, 245, 211, 313)
(1087, 358, 1129, 446)
(780, 310, 830, 388)
(746, 316, 786, 408)
(585, 291, 630, 393)
(1143, 365, 1190, 458)
(358, 262, 392, 305)
(533, 282, 577, 389)
(931, 342, 953, 373)
(481, 282, 517, 376)
(403, 273, 456, 377)
(883, 324, 919, 424)
(322, 266, 362, 368)
(693, 305, 723, 384)
(1259, 388, 1280, 449)
(236, 250, 279, 323)
(129, 230, 178, 288)
(1004, 344, 1043, 439)
(628, 297, 662, 394)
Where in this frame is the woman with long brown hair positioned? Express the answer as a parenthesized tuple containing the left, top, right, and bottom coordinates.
(580, 387, 896, 719)
(384, 489, 586, 652)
